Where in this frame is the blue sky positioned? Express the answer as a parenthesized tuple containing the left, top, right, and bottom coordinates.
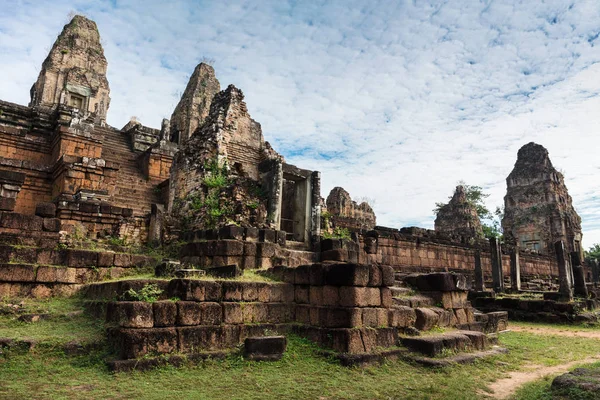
(1, 0, 600, 247)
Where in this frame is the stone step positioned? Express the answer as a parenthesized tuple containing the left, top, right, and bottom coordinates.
(402, 330, 489, 357)
(97, 127, 163, 216)
(392, 295, 434, 308)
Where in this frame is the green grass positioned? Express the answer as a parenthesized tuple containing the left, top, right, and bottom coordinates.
(500, 331, 600, 367)
(102, 269, 278, 284)
(0, 335, 504, 400)
(3, 299, 600, 399)
(0, 298, 104, 345)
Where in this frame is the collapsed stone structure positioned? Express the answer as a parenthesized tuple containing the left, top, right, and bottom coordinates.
(434, 185, 483, 240)
(502, 143, 583, 258)
(324, 187, 376, 232)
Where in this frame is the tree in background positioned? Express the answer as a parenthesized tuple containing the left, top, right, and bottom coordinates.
(586, 244, 600, 260)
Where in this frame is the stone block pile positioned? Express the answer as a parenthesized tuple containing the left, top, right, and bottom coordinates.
(89, 265, 511, 362)
(0, 244, 156, 297)
(270, 263, 400, 353)
(179, 226, 316, 270)
(106, 279, 295, 359)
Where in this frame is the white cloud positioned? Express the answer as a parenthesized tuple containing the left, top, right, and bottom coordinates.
(1, 0, 600, 247)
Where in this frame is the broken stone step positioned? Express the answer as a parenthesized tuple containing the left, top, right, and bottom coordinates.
(404, 347, 509, 367)
(174, 269, 206, 278)
(402, 331, 487, 357)
(455, 330, 488, 350)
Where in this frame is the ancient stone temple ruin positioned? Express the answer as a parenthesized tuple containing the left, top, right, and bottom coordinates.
(434, 185, 483, 240)
(30, 16, 110, 125)
(324, 187, 376, 232)
(502, 142, 583, 258)
(0, 15, 595, 369)
(169, 63, 221, 145)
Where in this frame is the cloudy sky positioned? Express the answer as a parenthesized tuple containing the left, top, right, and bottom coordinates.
(1, 0, 599, 247)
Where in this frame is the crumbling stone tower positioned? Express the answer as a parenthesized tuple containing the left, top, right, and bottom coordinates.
(29, 15, 110, 125)
(324, 187, 376, 232)
(169, 63, 221, 144)
(502, 142, 582, 258)
(168, 80, 320, 243)
(434, 185, 483, 239)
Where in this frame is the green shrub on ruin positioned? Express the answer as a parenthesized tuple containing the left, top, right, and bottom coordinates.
(202, 159, 229, 189)
(123, 283, 163, 302)
(322, 227, 351, 240)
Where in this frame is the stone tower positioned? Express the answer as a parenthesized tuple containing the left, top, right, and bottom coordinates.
(29, 15, 110, 124)
(434, 185, 483, 239)
(169, 84, 280, 209)
(502, 142, 582, 257)
(325, 187, 376, 231)
(169, 63, 221, 144)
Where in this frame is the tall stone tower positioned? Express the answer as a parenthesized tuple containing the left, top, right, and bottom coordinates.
(434, 185, 483, 239)
(169, 63, 221, 144)
(29, 15, 110, 124)
(502, 142, 582, 257)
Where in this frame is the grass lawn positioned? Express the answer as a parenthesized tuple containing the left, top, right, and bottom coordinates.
(1, 299, 600, 399)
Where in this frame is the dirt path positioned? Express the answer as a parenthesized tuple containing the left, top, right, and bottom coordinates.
(484, 326, 600, 398)
(509, 324, 600, 339)
(485, 354, 600, 399)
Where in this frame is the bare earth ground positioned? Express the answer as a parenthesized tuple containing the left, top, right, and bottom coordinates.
(486, 326, 600, 399)
(486, 355, 600, 399)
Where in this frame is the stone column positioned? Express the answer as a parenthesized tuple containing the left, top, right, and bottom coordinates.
(490, 238, 504, 293)
(571, 251, 588, 298)
(510, 248, 521, 291)
(474, 249, 485, 291)
(554, 241, 573, 301)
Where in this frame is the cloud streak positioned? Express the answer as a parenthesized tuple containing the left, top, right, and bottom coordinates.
(1, 0, 599, 246)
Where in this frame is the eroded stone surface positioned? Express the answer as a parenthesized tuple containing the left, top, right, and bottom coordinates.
(168, 85, 282, 232)
(29, 16, 110, 124)
(169, 63, 221, 145)
(434, 185, 483, 239)
(552, 368, 600, 396)
(324, 187, 376, 232)
(502, 143, 582, 257)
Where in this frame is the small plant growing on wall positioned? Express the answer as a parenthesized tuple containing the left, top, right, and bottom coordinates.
(322, 227, 351, 240)
(203, 159, 230, 189)
(123, 283, 163, 302)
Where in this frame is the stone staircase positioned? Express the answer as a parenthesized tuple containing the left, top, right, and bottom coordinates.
(400, 330, 507, 367)
(402, 330, 490, 357)
(98, 126, 163, 216)
(389, 271, 508, 333)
